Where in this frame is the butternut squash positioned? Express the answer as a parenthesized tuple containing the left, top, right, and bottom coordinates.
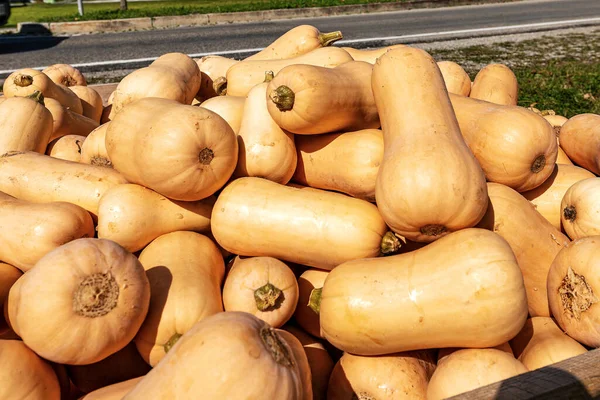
(46, 134, 85, 162)
(0, 92, 53, 155)
(223, 256, 298, 328)
(562, 178, 600, 240)
(0, 151, 127, 217)
(449, 93, 558, 191)
(0, 191, 94, 272)
(437, 343, 514, 364)
(470, 63, 518, 105)
(225, 46, 353, 97)
(477, 183, 569, 316)
(341, 44, 406, 64)
(124, 312, 312, 400)
(43, 64, 87, 87)
(45, 97, 99, 141)
(327, 351, 436, 400)
(194, 55, 239, 99)
(106, 97, 237, 201)
(372, 47, 488, 242)
(437, 60, 472, 96)
(7, 238, 150, 365)
(97, 183, 214, 252)
(211, 177, 397, 270)
(70, 85, 104, 123)
(0, 264, 21, 334)
(80, 123, 111, 167)
(545, 114, 568, 140)
(557, 146, 573, 164)
(199, 95, 245, 134)
(522, 164, 593, 230)
(427, 349, 527, 400)
(135, 231, 225, 366)
(559, 113, 600, 174)
(80, 377, 143, 400)
(3, 68, 83, 114)
(295, 269, 329, 338)
(236, 72, 297, 183)
(246, 25, 343, 61)
(319, 228, 528, 355)
(510, 317, 587, 371)
(293, 129, 383, 202)
(267, 61, 379, 134)
(110, 53, 201, 118)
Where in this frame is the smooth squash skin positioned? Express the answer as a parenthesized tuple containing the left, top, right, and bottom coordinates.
(372, 47, 488, 242)
(199, 95, 245, 134)
(194, 55, 239, 99)
(437, 60, 471, 96)
(319, 228, 528, 355)
(437, 343, 514, 364)
(449, 93, 558, 192)
(46, 134, 85, 162)
(267, 61, 379, 135)
(106, 97, 238, 201)
(470, 63, 519, 106)
(70, 85, 104, 123)
(327, 351, 436, 400)
(45, 97, 99, 141)
(0, 191, 95, 272)
(510, 317, 587, 371)
(477, 183, 569, 317)
(557, 146, 573, 164)
(97, 183, 214, 253)
(521, 164, 594, 230)
(293, 129, 383, 202)
(559, 114, 600, 175)
(0, 151, 127, 217)
(7, 238, 151, 365)
(0, 94, 53, 155)
(562, 178, 600, 240)
(545, 114, 568, 140)
(211, 177, 393, 271)
(135, 232, 225, 366)
(341, 44, 406, 64)
(43, 64, 87, 87)
(0, 340, 61, 400)
(295, 269, 329, 338)
(80, 123, 112, 167)
(80, 377, 143, 400)
(125, 312, 312, 400)
(0, 264, 21, 334)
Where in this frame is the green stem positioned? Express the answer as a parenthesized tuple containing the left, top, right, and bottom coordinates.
(319, 30, 343, 46)
(163, 332, 182, 354)
(254, 283, 282, 311)
(264, 70, 274, 83)
(380, 231, 402, 256)
(308, 287, 322, 315)
(269, 85, 295, 112)
(26, 90, 45, 105)
(213, 76, 227, 96)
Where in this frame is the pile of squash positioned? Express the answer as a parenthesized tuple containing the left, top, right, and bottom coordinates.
(1, 24, 600, 399)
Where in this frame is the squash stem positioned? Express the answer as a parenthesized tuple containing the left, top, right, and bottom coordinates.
(26, 90, 45, 105)
(213, 77, 227, 96)
(254, 283, 283, 311)
(563, 205, 577, 222)
(260, 327, 294, 367)
(380, 231, 402, 256)
(319, 30, 343, 46)
(308, 287, 322, 315)
(264, 70, 274, 83)
(269, 85, 295, 112)
(14, 74, 33, 87)
(163, 332, 182, 354)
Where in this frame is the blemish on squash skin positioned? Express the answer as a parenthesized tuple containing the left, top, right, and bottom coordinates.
(559, 266, 598, 320)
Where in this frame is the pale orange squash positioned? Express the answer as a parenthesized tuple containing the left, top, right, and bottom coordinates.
(470, 63, 518, 106)
(194, 55, 239, 99)
(562, 178, 600, 240)
(437, 60, 471, 96)
(545, 114, 569, 140)
(46, 134, 85, 162)
(295, 269, 329, 338)
(559, 114, 600, 174)
(341, 44, 406, 64)
(199, 95, 245, 134)
(70, 85, 104, 123)
(80, 377, 143, 400)
(45, 97, 99, 141)
(557, 146, 573, 164)
(437, 343, 514, 364)
(80, 123, 111, 167)
(0, 264, 21, 334)
(43, 64, 87, 87)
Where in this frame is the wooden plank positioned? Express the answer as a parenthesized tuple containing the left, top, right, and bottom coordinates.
(90, 83, 118, 106)
(450, 348, 600, 399)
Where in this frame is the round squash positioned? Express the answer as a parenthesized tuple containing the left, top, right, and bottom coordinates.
(295, 269, 329, 338)
(0, 93, 53, 155)
(135, 231, 225, 366)
(437, 342, 514, 364)
(124, 312, 312, 400)
(70, 85, 104, 123)
(341, 44, 406, 64)
(45, 97, 99, 141)
(555, 113, 600, 174)
(437, 60, 471, 96)
(46, 134, 85, 162)
(43, 64, 87, 87)
(106, 97, 237, 201)
(194, 55, 239, 99)
(80, 377, 143, 400)
(0, 264, 21, 334)
(7, 238, 151, 365)
(223, 256, 298, 328)
(470, 63, 518, 106)
(199, 95, 245, 134)
(80, 123, 111, 167)
(562, 178, 600, 240)
(319, 228, 528, 355)
(372, 47, 488, 242)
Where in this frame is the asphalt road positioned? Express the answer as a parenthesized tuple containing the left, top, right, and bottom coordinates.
(0, 0, 599, 75)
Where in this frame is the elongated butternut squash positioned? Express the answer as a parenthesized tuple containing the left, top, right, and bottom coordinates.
(43, 64, 87, 87)
(45, 97, 99, 141)
(70, 85, 104, 123)
(341, 44, 406, 64)
(510, 317, 587, 371)
(236, 72, 297, 183)
(3, 68, 83, 114)
(0, 151, 127, 216)
(246, 25, 343, 61)
(124, 312, 312, 400)
(46, 134, 85, 162)
(557, 146, 573, 164)
(225, 47, 353, 97)
(372, 47, 488, 242)
(437, 60, 472, 96)
(319, 228, 528, 355)
(80, 123, 111, 167)
(0, 264, 21, 334)
(328, 351, 436, 400)
(194, 55, 239, 99)
(80, 377, 143, 400)
(561, 178, 600, 240)
(212, 177, 397, 270)
(97, 183, 214, 252)
(199, 95, 245, 134)
(294, 129, 383, 202)
(135, 232, 225, 366)
(110, 53, 201, 118)
(449, 93, 558, 192)
(295, 269, 329, 338)
(470, 63, 518, 106)
(0, 93, 53, 155)
(267, 61, 379, 135)
(0, 191, 94, 271)
(477, 183, 569, 316)
(559, 113, 600, 174)
(522, 164, 594, 230)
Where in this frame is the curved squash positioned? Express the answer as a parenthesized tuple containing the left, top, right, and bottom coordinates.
(319, 228, 528, 355)
(212, 177, 395, 270)
(477, 182, 569, 317)
(97, 183, 214, 253)
(7, 238, 150, 365)
(199, 95, 245, 134)
(0, 264, 21, 334)
(470, 63, 518, 106)
(522, 164, 594, 230)
(450, 93, 558, 192)
(124, 312, 312, 400)
(70, 85, 103, 123)
(293, 129, 382, 202)
(341, 44, 406, 64)
(559, 114, 600, 174)
(267, 61, 379, 135)
(0, 151, 127, 216)
(45, 97, 99, 141)
(80, 123, 111, 167)
(43, 64, 87, 87)
(106, 97, 237, 201)
(372, 47, 488, 242)
(80, 377, 142, 400)
(557, 146, 573, 164)
(223, 256, 298, 328)
(295, 269, 329, 338)
(562, 178, 600, 240)
(0, 93, 53, 155)
(510, 317, 587, 371)
(46, 134, 85, 162)
(194, 55, 239, 99)
(135, 231, 225, 366)
(437, 60, 471, 96)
